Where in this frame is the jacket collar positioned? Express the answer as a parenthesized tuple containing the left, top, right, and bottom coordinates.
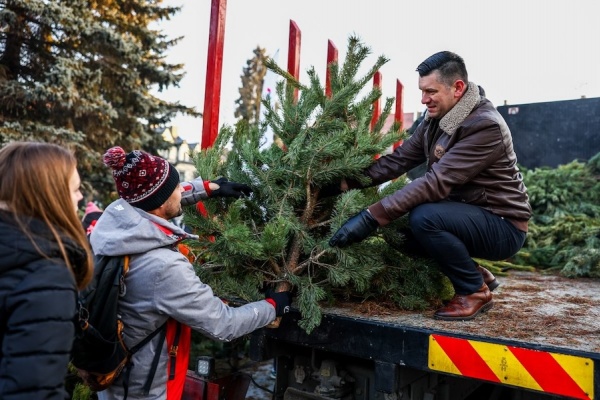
(424, 82, 481, 135)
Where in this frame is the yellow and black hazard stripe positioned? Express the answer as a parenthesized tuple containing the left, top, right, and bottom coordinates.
(428, 334, 594, 400)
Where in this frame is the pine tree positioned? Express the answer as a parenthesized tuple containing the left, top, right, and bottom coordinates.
(185, 37, 450, 333)
(0, 0, 198, 197)
(234, 46, 268, 124)
(472, 152, 600, 278)
(510, 154, 600, 277)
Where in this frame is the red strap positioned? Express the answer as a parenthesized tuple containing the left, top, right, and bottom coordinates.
(178, 243, 196, 263)
(166, 320, 191, 400)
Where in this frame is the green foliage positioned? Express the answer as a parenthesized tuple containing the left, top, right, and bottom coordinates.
(71, 382, 95, 400)
(506, 156, 600, 277)
(184, 37, 447, 333)
(0, 0, 198, 200)
(66, 363, 96, 400)
(234, 47, 268, 124)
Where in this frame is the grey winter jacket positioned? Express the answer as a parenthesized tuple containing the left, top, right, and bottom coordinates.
(366, 82, 532, 231)
(90, 199, 276, 399)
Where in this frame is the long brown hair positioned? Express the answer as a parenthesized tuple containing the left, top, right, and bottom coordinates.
(0, 142, 93, 289)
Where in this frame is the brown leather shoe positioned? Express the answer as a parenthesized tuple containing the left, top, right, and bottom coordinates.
(434, 283, 493, 321)
(477, 265, 499, 291)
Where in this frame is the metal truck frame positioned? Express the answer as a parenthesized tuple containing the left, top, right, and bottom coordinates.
(249, 271, 599, 400)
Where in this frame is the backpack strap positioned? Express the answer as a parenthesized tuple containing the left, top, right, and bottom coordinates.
(122, 322, 167, 399)
(119, 256, 130, 297)
(141, 324, 167, 395)
(122, 255, 130, 274)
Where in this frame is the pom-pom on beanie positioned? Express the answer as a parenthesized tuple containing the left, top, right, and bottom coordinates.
(103, 146, 180, 211)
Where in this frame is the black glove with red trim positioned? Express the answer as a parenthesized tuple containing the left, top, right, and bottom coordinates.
(210, 177, 252, 198)
(265, 289, 292, 317)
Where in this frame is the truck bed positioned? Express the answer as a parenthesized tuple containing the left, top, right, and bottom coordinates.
(323, 270, 600, 354)
(253, 270, 599, 399)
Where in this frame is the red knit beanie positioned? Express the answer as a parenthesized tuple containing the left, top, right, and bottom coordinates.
(103, 146, 180, 211)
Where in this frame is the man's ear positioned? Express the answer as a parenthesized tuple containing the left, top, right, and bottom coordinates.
(454, 80, 467, 98)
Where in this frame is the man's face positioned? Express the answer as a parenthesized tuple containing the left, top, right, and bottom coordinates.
(163, 184, 184, 220)
(419, 71, 463, 119)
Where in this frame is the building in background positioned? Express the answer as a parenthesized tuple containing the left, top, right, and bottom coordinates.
(497, 97, 600, 169)
(158, 126, 200, 181)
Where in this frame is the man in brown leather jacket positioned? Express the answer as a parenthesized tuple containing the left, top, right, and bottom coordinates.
(328, 51, 532, 321)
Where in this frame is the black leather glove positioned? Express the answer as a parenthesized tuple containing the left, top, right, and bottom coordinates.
(210, 177, 252, 198)
(265, 289, 292, 317)
(329, 209, 379, 248)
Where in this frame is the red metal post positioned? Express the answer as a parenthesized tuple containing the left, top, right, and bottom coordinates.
(370, 71, 382, 131)
(393, 79, 404, 149)
(325, 40, 338, 98)
(287, 20, 301, 102)
(201, 0, 227, 149)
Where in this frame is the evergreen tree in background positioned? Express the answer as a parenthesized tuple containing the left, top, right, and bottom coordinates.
(234, 46, 268, 124)
(0, 0, 198, 198)
(185, 37, 450, 333)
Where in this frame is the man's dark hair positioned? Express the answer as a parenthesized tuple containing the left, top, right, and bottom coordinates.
(416, 51, 468, 86)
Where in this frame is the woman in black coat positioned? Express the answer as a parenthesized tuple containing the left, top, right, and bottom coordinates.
(0, 142, 93, 400)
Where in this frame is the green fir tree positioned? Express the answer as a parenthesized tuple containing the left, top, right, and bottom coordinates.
(185, 37, 450, 333)
(0, 0, 198, 198)
(234, 46, 268, 124)
(474, 152, 600, 278)
(512, 154, 600, 277)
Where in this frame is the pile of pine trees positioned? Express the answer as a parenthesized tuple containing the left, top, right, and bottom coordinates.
(510, 153, 600, 277)
(185, 37, 451, 333)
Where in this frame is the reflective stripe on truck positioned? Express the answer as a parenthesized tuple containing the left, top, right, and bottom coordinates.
(429, 334, 594, 399)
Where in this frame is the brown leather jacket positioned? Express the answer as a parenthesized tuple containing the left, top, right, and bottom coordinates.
(365, 82, 532, 232)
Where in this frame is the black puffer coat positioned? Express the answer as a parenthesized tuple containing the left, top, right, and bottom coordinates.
(0, 210, 85, 400)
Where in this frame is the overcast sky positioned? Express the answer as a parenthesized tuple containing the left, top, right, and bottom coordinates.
(157, 0, 600, 144)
